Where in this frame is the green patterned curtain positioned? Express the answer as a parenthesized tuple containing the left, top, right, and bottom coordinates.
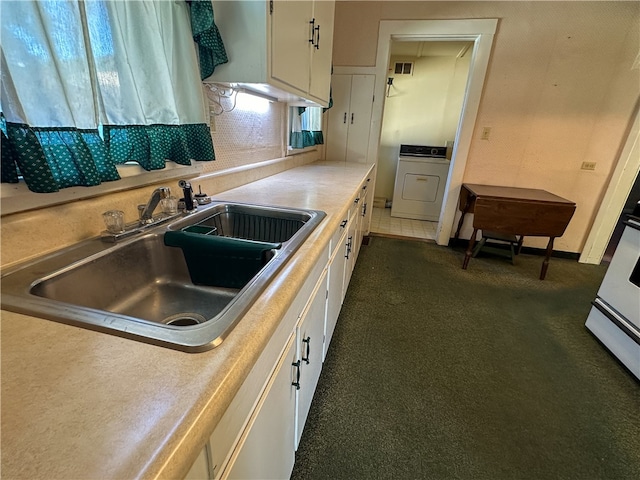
(1, 121, 217, 193)
(189, 0, 228, 79)
(290, 131, 325, 150)
(105, 124, 215, 170)
(1, 116, 121, 193)
(0, 115, 20, 184)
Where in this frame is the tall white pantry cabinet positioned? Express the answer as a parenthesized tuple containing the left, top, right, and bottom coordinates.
(326, 74, 376, 163)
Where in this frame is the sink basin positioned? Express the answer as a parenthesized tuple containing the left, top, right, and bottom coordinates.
(1, 201, 325, 352)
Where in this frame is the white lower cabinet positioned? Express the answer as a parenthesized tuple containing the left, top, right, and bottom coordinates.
(296, 269, 328, 449)
(223, 332, 297, 480)
(343, 212, 357, 294)
(186, 172, 374, 479)
(325, 219, 349, 360)
(219, 272, 327, 479)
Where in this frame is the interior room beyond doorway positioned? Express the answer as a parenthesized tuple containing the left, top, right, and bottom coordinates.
(370, 39, 473, 241)
(370, 206, 438, 240)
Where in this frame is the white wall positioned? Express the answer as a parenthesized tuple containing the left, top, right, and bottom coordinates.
(376, 54, 470, 200)
(333, 0, 640, 253)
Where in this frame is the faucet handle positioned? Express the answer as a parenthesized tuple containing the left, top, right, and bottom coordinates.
(178, 180, 196, 211)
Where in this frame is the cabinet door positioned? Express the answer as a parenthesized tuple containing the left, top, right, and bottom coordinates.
(308, 0, 335, 103)
(326, 74, 375, 163)
(345, 75, 375, 163)
(343, 215, 357, 298)
(352, 198, 364, 265)
(296, 270, 328, 449)
(185, 444, 211, 480)
(270, 0, 312, 94)
(360, 179, 372, 236)
(326, 74, 352, 161)
(223, 333, 297, 480)
(326, 226, 348, 360)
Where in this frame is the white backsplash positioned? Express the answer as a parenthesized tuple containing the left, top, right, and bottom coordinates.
(209, 101, 286, 172)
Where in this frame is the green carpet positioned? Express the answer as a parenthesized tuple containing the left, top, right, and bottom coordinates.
(291, 236, 640, 480)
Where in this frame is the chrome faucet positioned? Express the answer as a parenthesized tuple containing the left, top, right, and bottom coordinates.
(139, 187, 171, 224)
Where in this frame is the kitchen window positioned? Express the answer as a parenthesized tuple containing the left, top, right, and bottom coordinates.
(288, 106, 324, 152)
(1, 0, 224, 193)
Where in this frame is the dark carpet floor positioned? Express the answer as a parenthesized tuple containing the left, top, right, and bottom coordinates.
(291, 236, 640, 480)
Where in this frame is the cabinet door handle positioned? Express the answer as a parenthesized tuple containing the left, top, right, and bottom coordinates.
(309, 19, 316, 45)
(343, 112, 347, 124)
(340, 219, 348, 228)
(292, 360, 301, 390)
(362, 203, 367, 217)
(354, 197, 360, 204)
(345, 236, 353, 259)
(302, 336, 311, 364)
(315, 25, 320, 50)
(351, 113, 354, 124)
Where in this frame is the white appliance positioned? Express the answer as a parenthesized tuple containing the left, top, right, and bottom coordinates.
(585, 216, 640, 380)
(391, 144, 451, 221)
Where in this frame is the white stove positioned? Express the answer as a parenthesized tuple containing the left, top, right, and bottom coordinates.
(585, 216, 640, 379)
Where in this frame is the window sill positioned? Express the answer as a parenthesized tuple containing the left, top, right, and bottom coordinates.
(1, 163, 203, 216)
(285, 145, 318, 156)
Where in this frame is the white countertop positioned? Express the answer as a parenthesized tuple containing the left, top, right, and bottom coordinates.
(1, 161, 374, 479)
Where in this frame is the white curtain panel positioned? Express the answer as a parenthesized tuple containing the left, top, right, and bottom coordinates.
(1, 0, 97, 128)
(291, 108, 303, 135)
(1, 0, 207, 129)
(92, 0, 207, 126)
(301, 107, 322, 131)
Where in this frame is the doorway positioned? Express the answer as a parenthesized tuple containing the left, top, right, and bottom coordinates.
(369, 19, 497, 245)
(371, 40, 473, 240)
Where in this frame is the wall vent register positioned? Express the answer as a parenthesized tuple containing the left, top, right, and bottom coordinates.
(394, 62, 413, 75)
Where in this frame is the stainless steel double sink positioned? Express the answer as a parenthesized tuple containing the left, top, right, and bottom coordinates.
(1, 202, 325, 352)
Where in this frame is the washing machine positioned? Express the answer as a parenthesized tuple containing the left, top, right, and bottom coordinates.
(390, 144, 451, 221)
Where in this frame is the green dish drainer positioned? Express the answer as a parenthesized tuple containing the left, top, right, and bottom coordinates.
(164, 228, 282, 289)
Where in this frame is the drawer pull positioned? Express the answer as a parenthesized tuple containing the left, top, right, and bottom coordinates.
(302, 337, 311, 364)
(292, 360, 301, 390)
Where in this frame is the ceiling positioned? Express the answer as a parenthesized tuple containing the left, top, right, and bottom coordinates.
(390, 41, 473, 58)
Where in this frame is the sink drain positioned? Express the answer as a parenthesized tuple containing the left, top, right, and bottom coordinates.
(163, 312, 207, 326)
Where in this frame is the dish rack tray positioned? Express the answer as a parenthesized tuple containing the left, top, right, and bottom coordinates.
(184, 211, 305, 243)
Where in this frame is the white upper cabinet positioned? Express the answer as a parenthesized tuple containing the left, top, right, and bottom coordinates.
(269, 1, 313, 95)
(209, 1, 335, 106)
(308, 0, 335, 103)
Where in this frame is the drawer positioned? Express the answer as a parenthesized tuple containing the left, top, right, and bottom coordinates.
(585, 300, 640, 380)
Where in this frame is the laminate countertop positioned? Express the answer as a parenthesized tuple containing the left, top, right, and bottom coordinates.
(1, 161, 375, 480)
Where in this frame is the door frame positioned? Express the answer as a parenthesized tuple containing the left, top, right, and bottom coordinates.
(579, 105, 640, 264)
(367, 19, 497, 245)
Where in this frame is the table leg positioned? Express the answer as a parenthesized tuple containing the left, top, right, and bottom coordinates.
(462, 228, 478, 270)
(454, 197, 472, 239)
(540, 237, 555, 280)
